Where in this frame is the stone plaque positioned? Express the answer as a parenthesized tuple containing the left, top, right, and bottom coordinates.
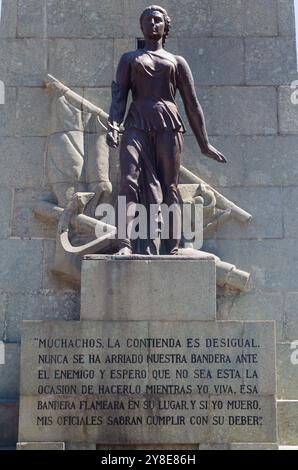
(18, 320, 277, 445)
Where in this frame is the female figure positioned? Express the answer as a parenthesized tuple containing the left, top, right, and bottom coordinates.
(107, 5, 226, 255)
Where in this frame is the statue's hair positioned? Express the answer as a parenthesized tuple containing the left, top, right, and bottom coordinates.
(140, 5, 171, 46)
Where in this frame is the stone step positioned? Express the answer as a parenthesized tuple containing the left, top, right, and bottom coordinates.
(277, 400, 298, 445)
(279, 446, 298, 450)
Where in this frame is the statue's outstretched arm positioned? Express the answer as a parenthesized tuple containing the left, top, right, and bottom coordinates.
(177, 56, 226, 164)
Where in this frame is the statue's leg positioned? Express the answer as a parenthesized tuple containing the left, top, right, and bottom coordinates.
(156, 131, 183, 255)
(117, 129, 143, 253)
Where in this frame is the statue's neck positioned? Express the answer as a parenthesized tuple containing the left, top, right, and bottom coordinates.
(144, 38, 163, 52)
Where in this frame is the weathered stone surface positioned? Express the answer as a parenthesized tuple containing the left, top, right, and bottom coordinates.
(81, 257, 216, 321)
(11, 188, 57, 240)
(0, 344, 20, 399)
(81, 0, 124, 38)
(277, 343, 298, 400)
(277, 400, 298, 445)
(179, 38, 244, 86)
(199, 444, 229, 450)
(0, 293, 7, 340)
(203, 239, 298, 291)
(217, 291, 285, 341)
(16, 88, 50, 137)
(6, 292, 80, 343)
(0, 401, 18, 446)
(18, 320, 276, 444)
(245, 38, 297, 85)
(47, 0, 83, 38)
(244, 136, 298, 186)
(0, 189, 12, 239)
(0, 39, 47, 86)
(17, 0, 47, 38)
(17, 442, 65, 450)
(278, 86, 298, 134)
(0, 240, 43, 291)
(0, 87, 17, 137)
(213, 187, 283, 240)
(66, 443, 96, 450)
(285, 293, 298, 341)
(192, 87, 277, 136)
(49, 39, 113, 87)
(211, 0, 278, 37)
(184, 135, 298, 188)
(283, 187, 298, 240)
(0, 0, 17, 38)
(0, 137, 45, 188)
(230, 443, 278, 450)
(278, 0, 296, 36)
(42, 240, 81, 291)
(162, 0, 212, 37)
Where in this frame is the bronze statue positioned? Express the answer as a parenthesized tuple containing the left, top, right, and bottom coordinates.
(107, 5, 226, 255)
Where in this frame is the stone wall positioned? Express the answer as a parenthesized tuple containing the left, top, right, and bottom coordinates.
(0, 0, 297, 448)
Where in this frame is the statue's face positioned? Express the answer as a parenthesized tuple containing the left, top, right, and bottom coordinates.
(141, 10, 165, 40)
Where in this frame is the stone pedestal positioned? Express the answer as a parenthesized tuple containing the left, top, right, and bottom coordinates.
(17, 256, 278, 449)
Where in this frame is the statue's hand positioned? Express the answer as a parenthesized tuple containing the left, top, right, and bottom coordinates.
(106, 128, 120, 148)
(202, 143, 227, 163)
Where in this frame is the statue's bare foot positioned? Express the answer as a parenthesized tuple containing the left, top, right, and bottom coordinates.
(116, 247, 132, 256)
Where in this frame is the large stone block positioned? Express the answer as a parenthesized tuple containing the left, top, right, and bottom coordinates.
(285, 293, 298, 341)
(17, 0, 47, 38)
(278, 0, 296, 36)
(6, 291, 80, 343)
(16, 88, 50, 137)
(283, 187, 298, 240)
(48, 39, 113, 87)
(11, 188, 57, 240)
(47, 0, 83, 38)
(213, 187, 283, 240)
(178, 38, 244, 86)
(0, 189, 12, 239)
(211, 0, 278, 37)
(278, 86, 298, 134)
(0, 39, 47, 86)
(81, 256, 216, 321)
(0, 137, 45, 188)
(191, 87, 277, 136)
(277, 400, 298, 445)
(244, 136, 298, 187)
(277, 343, 298, 400)
(0, 343, 20, 399)
(203, 239, 298, 291)
(0, 239, 43, 291)
(0, 0, 17, 38)
(217, 291, 285, 341)
(245, 38, 297, 85)
(18, 320, 276, 444)
(182, 135, 246, 188)
(81, 0, 125, 38)
(0, 400, 19, 446)
(0, 87, 17, 137)
(161, 1, 212, 37)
